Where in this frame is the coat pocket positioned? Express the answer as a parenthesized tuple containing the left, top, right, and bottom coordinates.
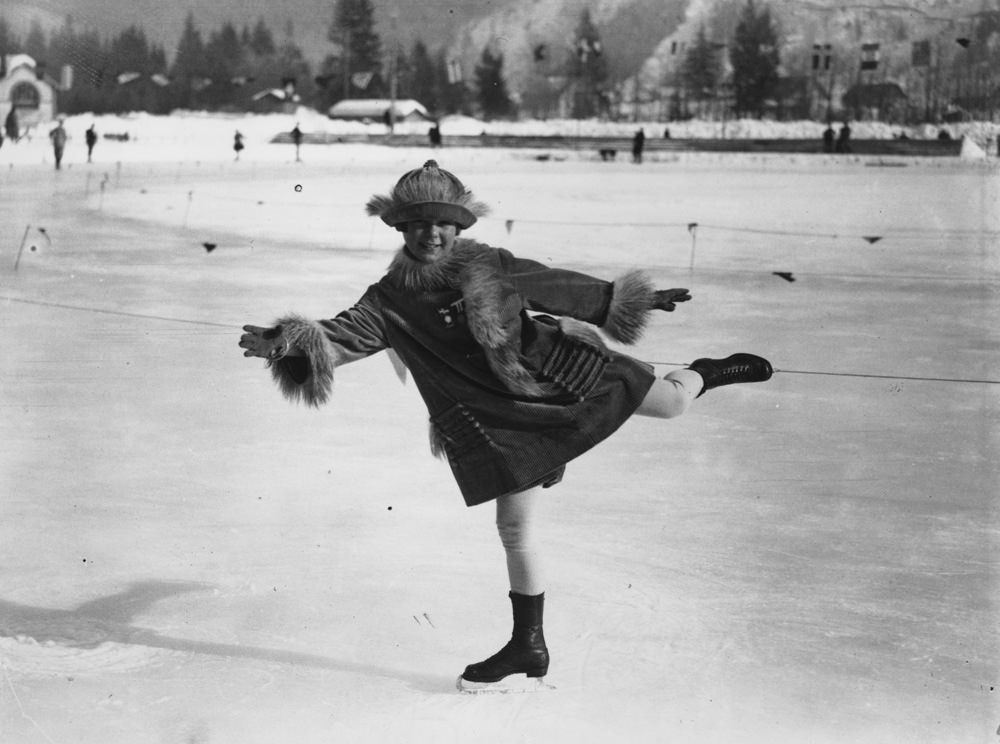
(539, 321, 611, 400)
(429, 402, 494, 461)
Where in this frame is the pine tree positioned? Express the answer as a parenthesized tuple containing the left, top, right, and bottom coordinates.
(170, 13, 208, 109)
(106, 26, 164, 113)
(409, 40, 439, 113)
(276, 22, 314, 107)
(682, 25, 721, 115)
(570, 9, 608, 118)
(204, 21, 244, 108)
(248, 19, 276, 57)
(730, 0, 780, 118)
(328, 0, 383, 100)
(108, 25, 155, 74)
(24, 19, 46, 61)
(46, 18, 82, 110)
(475, 45, 512, 119)
(435, 49, 466, 115)
(240, 18, 287, 105)
(390, 45, 411, 103)
(49, 22, 105, 112)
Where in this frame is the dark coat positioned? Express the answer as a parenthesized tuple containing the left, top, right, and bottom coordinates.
(269, 240, 657, 505)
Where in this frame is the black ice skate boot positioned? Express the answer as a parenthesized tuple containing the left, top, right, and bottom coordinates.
(457, 591, 549, 693)
(688, 353, 773, 397)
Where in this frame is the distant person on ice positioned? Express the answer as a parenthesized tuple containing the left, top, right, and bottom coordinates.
(836, 121, 852, 154)
(822, 122, 835, 153)
(291, 123, 303, 161)
(632, 127, 645, 163)
(5, 107, 18, 142)
(85, 124, 98, 162)
(233, 130, 245, 161)
(239, 160, 772, 692)
(49, 118, 67, 170)
(428, 123, 442, 148)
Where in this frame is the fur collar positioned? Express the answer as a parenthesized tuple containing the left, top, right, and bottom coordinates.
(385, 238, 487, 292)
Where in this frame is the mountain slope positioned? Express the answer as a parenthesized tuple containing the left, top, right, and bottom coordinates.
(2, 0, 512, 65)
(4, 0, 991, 115)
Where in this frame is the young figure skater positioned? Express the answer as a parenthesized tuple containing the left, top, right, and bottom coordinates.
(239, 160, 772, 692)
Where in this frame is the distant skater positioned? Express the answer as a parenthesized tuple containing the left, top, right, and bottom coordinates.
(239, 160, 773, 693)
(5, 108, 18, 143)
(822, 122, 835, 153)
(291, 123, 303, 161)
(49, 118, 67, 170)
(836, 121, 852, 154)
(85, 124, 98, 162)
(233, 130, 244, 161)
(632, 127, 646, 163)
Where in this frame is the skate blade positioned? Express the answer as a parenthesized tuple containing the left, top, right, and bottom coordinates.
(456, 674, 554, 695)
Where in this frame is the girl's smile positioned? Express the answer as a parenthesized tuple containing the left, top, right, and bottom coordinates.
(402, 220, 459, 263)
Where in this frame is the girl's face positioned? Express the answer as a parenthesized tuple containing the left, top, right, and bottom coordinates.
(401, 220, 459, 263)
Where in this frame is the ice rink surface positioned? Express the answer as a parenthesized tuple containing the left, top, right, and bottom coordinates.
(1, 136, 998, 743)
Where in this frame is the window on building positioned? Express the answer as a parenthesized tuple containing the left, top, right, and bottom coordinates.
(11, 82, 40, 110)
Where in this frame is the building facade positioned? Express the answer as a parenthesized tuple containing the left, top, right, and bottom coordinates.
(1, 54, 57, 135)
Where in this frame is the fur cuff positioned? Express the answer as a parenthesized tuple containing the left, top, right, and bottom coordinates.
(268, 314, 338, 407)
(601, 269, 655, 344)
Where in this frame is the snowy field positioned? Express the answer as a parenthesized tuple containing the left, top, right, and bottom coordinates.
(1, 112, 998, 744)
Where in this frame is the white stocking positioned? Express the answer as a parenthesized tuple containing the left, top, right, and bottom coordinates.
(634, 368, 703, 419)
(495, 487, 545, 596)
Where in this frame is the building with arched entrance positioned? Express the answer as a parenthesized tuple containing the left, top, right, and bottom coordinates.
(1, 54, 57, 139)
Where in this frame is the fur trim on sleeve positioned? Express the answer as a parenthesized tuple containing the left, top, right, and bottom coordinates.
(267, 314, 338, 407)
(600, 269, 655, 345)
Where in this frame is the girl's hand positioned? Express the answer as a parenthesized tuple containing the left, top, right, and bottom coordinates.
(239, 324, 289, 360)
(652, 288, 692, 312)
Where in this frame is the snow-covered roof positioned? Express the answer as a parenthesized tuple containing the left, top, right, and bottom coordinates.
(328, 99, 429, 120)
(252, 89, 294, 102)
(3, 53, 37, 75)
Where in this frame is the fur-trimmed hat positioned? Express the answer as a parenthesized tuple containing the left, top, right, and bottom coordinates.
(366, 160, 489, 229)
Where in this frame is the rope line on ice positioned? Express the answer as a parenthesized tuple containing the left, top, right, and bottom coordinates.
(502, 216, 999, 245)
(681, 265, 993, 284)
(499, 217, 999, 272)
(772, 367, 1000, 385)
(0, 296, 233, 329)
(652, 361, 1000, 386)
(3, 296, 997, 387)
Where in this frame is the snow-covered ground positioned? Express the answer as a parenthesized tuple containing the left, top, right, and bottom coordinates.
(1, 112, 998, 744)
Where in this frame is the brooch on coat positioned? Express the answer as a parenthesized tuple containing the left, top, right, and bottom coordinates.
(437, 298, 465, 327)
